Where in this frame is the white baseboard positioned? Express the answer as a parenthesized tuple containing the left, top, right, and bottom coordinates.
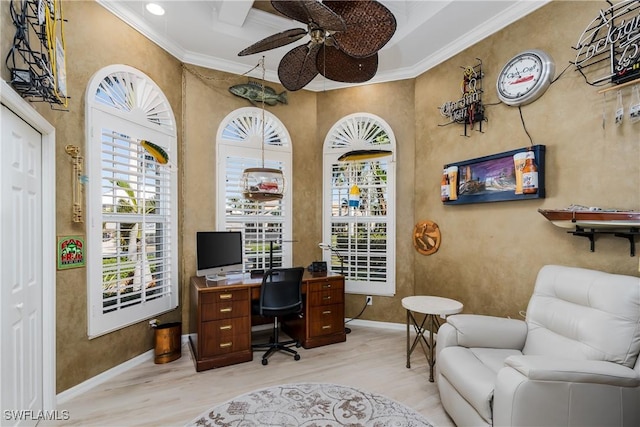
(56, 335, 190, 405)
(347, 318, 406, 331)
(56, 322, 405, 404)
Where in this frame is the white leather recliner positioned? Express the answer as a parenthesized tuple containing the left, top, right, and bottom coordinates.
(436, 265, 640, 427)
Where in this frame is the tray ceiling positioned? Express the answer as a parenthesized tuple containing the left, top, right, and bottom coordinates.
(98, 0, 549, 91)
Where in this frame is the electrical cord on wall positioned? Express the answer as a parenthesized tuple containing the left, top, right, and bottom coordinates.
(518, 61, 574, 146)
(344, 297, 370, 334)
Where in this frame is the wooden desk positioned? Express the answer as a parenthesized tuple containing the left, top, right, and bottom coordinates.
(189, 272, 346, 372)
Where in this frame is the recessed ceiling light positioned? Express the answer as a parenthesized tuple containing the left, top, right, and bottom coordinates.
(145, 3, 165, 16)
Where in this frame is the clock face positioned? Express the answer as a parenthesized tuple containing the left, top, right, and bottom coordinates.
(496, 50, 554, 106)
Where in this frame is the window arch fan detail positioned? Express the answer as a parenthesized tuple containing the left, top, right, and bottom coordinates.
(220, 107, 289, 202)
(93, 66, 175, 133)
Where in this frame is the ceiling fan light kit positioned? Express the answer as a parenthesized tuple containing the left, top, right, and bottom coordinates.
(238, 0, 397, 91)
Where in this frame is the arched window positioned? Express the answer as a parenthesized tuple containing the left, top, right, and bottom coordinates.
(323, 113, 396, 295)
(216, 107, 293, 271)
(85, 65, 178, 338)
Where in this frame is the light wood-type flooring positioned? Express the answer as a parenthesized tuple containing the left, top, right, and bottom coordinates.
(43, 324, 455, 426)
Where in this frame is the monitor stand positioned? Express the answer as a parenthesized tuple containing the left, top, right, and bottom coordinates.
(205, 274, 226, 284)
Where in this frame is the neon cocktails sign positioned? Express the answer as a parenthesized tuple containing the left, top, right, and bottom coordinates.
(574, 0, 640, 84)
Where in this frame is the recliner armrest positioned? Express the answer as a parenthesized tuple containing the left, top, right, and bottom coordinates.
(504, 355, 640, 387)
(442, 314, 527, 350)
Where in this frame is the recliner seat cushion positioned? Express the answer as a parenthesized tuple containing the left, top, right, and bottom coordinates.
(438, 346, 522, 423)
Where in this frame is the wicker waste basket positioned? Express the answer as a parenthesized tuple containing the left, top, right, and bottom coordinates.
(154, 322, 181, 364)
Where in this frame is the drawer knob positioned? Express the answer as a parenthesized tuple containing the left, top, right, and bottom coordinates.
(323, 296, 331, 300)
(220, 307, 232, 313)
(322, 284, 331, 289)
(219, 342, 232, 348)
(219, 294, 233, 300)
(322, 310, 332, 315)
(322, 325, 332, 330)
(219, 325, 232, 330)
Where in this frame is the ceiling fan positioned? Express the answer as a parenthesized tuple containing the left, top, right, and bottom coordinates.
(238, 0, 397, 91)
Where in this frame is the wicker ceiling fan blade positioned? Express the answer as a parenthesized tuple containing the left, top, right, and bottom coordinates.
(272, 0, 346, 32)
(238, 28, 308, 56)
(324, 0, 397, 58)
(278, 44, 321, 91)
(317, 45, 378, 83)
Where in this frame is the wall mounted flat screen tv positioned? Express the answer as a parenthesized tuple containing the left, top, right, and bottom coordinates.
(196, 231, 243, 279)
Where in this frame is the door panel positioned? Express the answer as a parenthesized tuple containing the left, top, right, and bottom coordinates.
(1, 104, 43, 426)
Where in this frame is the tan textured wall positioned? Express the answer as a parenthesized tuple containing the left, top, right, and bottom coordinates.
(414, 1, 640, 319)
(1, 1, 183, 393)
(2, 0, 638, 394)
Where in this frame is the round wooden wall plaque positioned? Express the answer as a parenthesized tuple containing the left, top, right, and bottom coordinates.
(413, 220, 441, 255)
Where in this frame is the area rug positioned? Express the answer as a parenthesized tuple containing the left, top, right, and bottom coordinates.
(187, 382, 434, 427)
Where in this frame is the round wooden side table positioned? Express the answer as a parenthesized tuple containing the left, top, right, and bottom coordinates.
(402, 296, 463, 382)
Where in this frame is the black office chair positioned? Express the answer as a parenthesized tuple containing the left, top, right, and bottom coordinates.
(251, 267, 304, 365)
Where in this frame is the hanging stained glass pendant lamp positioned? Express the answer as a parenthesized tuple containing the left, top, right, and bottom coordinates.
(240, 57, 285, 202)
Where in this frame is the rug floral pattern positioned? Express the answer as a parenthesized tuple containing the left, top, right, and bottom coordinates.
(188, 383, 433, 427)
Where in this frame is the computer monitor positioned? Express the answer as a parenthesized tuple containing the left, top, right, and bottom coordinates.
(196, 231, 243, 280)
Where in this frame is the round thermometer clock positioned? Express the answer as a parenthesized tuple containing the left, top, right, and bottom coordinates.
(496, 50, 555, 107)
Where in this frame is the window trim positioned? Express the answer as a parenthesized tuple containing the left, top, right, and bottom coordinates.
(322, 113, 396, 296)
(216, 107, 293, 270)
(85, 65, 178, 338)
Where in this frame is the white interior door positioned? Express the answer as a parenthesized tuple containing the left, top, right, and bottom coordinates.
(1, 104, 43, 427)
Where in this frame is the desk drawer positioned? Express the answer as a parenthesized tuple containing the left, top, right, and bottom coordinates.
(202, 299, 249, 321)
(307, 278, 343, 293)
(308, 287, 344, 306)
(309, 303, 344, 337)
(201, 317, 250, 356)
(200, 289, 248, 304)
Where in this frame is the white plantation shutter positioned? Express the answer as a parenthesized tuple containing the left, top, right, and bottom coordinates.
(86, 65, 178, 338)
(323, 113, 396, 295)
(217, 108, 292, 270)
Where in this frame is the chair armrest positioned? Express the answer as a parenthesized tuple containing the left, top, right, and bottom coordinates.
(504, 355, 640, 387)
(494, 356, 640, 426)
(440, 314, 527, 350)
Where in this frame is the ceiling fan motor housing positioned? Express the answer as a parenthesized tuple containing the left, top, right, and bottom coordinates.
(238, 0, 397, 91)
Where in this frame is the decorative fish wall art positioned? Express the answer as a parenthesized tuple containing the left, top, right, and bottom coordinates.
(229, 81, 287, 106)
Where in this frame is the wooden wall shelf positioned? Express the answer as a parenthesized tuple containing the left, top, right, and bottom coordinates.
(539, 209, 640, 256)
(597, 77, 640, 94)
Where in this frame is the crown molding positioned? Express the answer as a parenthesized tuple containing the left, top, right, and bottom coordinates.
(98, 0, 551, 92)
